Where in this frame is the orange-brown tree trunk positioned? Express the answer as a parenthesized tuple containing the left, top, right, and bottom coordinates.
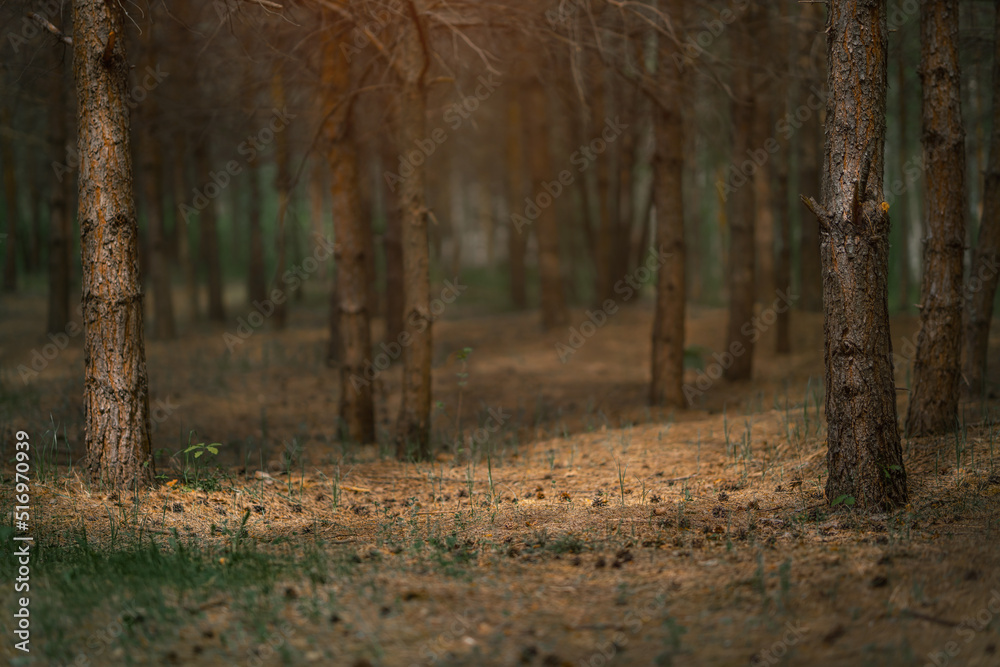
(650, 1, 686, 407)
(74, 0, 154, 487)
(322, 36, 375, 444)
(805, 0, 907, 510)
(526, 81, 569, 330)
(724, 10, 757, 381)
(963, 8, 1000, 399)
(906, 0, 967, 436)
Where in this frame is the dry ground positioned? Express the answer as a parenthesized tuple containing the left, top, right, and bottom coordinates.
(1, 284, 1000, 667)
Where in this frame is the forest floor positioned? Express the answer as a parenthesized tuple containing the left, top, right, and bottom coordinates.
(2, 282, 1000, 666)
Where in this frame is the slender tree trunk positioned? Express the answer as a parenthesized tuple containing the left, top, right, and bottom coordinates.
(775, 0, 795, 354)
(724, 10, 757, 381)
(47, 49, 72, 335)
(506, 93, 527, 310)
(753, 16, 775, 306)
(195, 142, 225, 322)
(247, 159, 267, 305)
(172, 140, 199, 322)
(895, 46, 911, 312)
(804, 0, 907, 511)
(394, 3, 433, 458)
(271, 65, 290, 329)
(309, 156, 328, 281)
(2, 105, 18, 292)
(382, 152, 405, 343)
(905, 0, 966, 437)
(650, 1, 686, 407)
(74, 0, 154, 487)
(527, 82, 569, 329)
(963, 7, 1000, 398)
(322, 37, 375, 444)
(139, 21, 175, 340)
(798, 4, 825, 312)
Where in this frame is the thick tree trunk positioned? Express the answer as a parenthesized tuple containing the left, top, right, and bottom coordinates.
(47, 49, 72, 335)
(650, 2, 686, 408)
(526, 82, 569, 330)
(394, 3, 433, 458)
(194, 142, 225, 322)
(797, 4, 825, 312)
(805, 0, 907, 511)
(322, 37, 375, 444)
(506, 93, 527, 310)
(74, 0, 154, 487)
(724, 11, 757, 381)
(905, 0, 966, 437)
(962, 8, 1000, 399)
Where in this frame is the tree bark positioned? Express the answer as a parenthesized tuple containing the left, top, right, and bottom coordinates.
(74, 0, 154, 487)
(322, 35, 375, 444)
(905, 0, 966, 436)
(650, 1, 686, 408)
(394, 2, 433, 458)
(724, 9, 757, 381)
(805, 0, 907, 511)
(962, 7, 1000, 399)
(47, 48, 72, 335)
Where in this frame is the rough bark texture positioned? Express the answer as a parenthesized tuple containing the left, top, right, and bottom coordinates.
(650, 2, 686, 408)
(805, 0, 907, 511)
(47, 48, 72, 335)
(194, 142, 225, 322)
(394, 2, 433, 458)
(905, 0, 966, 436)
(797, 4, 825, 312)
(74, 0, 154, 488)
(963, 7, 1000, 398)
(321, 34, 375, 444)
(506, 93, 527, 310)
(139, 17, 175, 340)
(724, 9, 757, 381)
(526, 81, 569, 330)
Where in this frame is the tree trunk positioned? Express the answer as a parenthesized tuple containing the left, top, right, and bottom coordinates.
(797, 4, 825, 312)
(247, 159, 267, 305)
(963, 7, 1000, 399)
(322, 37, 375, 444)
(650, 1, 686, 407)
(195, 142, 225, 322)
(506, 93, 527, 310)
(753, 15, 775, 306)
(805, 0, 907, 511)
(74, 0, 154, 487)
(394, 3, 433, 458)
(271, 65, 290, 329)
(139, 20, 175, 340)
(724, 10, 757, 381)
(774, 0, 795, 354)
(47, 48, 72, 335)
(309, 156, 328, 281)
(172, 139, 200, 322)
(526, 82, 569, 330)
(895, 46, 912, 312)
(905, 0, 966, 437)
